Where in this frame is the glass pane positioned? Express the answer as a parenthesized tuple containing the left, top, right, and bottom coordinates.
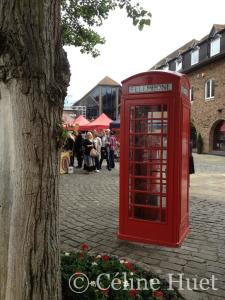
(135, 105, 161, 118)
(129, 149, 162, 162)
(129, 135, 162, 148)
(132, 178, 161, 193)
(206, 81, 210, 98)
(131, 192, 160, 206)
(133, 207, 160, 221)
(163, 121, 168, 133)
(129, 163, 161, 176)
(162, 197, 166, 208)
(163, 136, 167, 147)
(128, 104, 168, 223)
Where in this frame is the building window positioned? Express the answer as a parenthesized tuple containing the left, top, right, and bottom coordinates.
(190, 87, 194, 102)
(205, 79, 215, 100)
(191, 49, 199, 65)
(163, 64, 169, 70)
(210, 36, 220, 56)
(175, 58, 182, 71)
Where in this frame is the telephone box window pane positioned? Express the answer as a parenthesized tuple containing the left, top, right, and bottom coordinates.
(133, 193, 160, 206)
(130, 120, 134, 133)
(129, 163, 162, 176)
(133, 178, 161, 193)
(130, 149, 162, 161)
(129, 164, 147, 176)
(129, 148, 167, 166)
(163, 121, 168, 133)
(163, 107, 168, 118)
(162, 165, 167, 178)
(130, 135, 162, 147)
(150, 120, 162, 133)
(133, 207, 160, 221)
(163, 136, 167, 148)
(162, 150, 167, 159)
(135, 105, 161, 118)
(162, 184, 166, 193)
(128, 104, 168, 223)
(130, 107, 135, 119)
(162, 197, 166, 208)
(134, 120, 167, 133)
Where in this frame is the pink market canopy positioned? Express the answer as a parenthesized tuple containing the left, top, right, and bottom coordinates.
(62, 114, 75, 125)
(79, 113, 113, 131)
(73, 115, 90, 126)
(63, 114, 90, 131)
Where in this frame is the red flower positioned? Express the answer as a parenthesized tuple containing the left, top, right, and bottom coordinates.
(129, 289, 138, 297)
(79, 252, 84, 258)
(153, 290, 164, 298)
(102, 255, 110, 261)
(101, 288, 109, 296)
(125, 261, 133, 270)
(74, 272, 81, 277)
(81, 243, 89, 251)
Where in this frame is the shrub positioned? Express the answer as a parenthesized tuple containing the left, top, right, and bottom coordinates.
(61, 244, 182, 300)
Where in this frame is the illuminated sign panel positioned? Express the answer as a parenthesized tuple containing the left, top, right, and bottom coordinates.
(128, 83, 172, 94)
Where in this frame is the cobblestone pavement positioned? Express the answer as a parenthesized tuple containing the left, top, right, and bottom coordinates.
(59, 154, 225, 300)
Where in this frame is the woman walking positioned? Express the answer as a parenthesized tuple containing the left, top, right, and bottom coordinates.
(93, 131, 102, 172)
(83, 132, 95, 173)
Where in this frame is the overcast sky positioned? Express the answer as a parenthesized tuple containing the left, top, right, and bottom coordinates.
(64, 0, 225, 105)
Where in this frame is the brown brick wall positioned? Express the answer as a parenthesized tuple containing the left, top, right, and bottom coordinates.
(188, 58, 225, 153)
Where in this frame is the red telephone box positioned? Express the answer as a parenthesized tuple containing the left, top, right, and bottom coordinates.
(118, 71, 190, 247)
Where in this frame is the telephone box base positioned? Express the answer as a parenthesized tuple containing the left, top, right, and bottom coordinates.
(117, 228, 189, 248)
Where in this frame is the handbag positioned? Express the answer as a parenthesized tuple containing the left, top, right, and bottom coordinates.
(90, 148, 98, 158)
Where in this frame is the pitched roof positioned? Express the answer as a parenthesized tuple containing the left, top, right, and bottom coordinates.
(79, 113, 113, 131)
(151, 39, 198, 70)
(213, 24, 225, 32)
(73, 115, 89, 126)
(98, 76, 121, 86)
(73, 76, 121, 106)
(199, 24, 225, 44)
(151, 24, 225, 70)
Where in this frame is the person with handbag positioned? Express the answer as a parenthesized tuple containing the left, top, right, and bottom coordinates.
(93, 131, 102, 173)
(83, 132, 95, 173)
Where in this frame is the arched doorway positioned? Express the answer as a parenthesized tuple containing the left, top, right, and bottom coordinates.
(213, 120, 225, 151)
(190, 123, 197, 151)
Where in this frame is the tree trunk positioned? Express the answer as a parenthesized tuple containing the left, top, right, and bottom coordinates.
(0, 1, 70, 299)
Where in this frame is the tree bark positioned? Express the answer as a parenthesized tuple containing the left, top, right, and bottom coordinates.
(0, 1, 70, 299)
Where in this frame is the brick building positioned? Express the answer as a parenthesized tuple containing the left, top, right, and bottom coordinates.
(151, 24, 225, 154)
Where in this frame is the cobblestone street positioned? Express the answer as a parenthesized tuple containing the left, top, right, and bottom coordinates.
(59, 154, 225, 300)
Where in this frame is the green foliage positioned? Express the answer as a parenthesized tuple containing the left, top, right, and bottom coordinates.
(55, 122, 69, 149)
(196, 133, 203, 154)
(61, 244, 182, 299)
(61, 0, 151, 57)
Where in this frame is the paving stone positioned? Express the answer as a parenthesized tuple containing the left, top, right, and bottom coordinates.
(60, 155, 225, 300)
(160, 262, 184, 272)
(168, 257, 187, 265)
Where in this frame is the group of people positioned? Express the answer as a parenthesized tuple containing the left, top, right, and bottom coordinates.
(63, 129, 118, 174)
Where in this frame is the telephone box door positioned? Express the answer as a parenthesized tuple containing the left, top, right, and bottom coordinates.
(120, 97, 174, 245)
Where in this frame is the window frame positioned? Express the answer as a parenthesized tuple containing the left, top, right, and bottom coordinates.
(190, 87, 194, 102)
(175, 58, 182, 71)
(163, 64, 169, 71)
(210, 36, 221, 57)
(191, 48, 199, 65)
(205, 79, 215, 100)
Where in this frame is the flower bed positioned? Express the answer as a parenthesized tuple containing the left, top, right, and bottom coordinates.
(61, 244, 183, 300)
